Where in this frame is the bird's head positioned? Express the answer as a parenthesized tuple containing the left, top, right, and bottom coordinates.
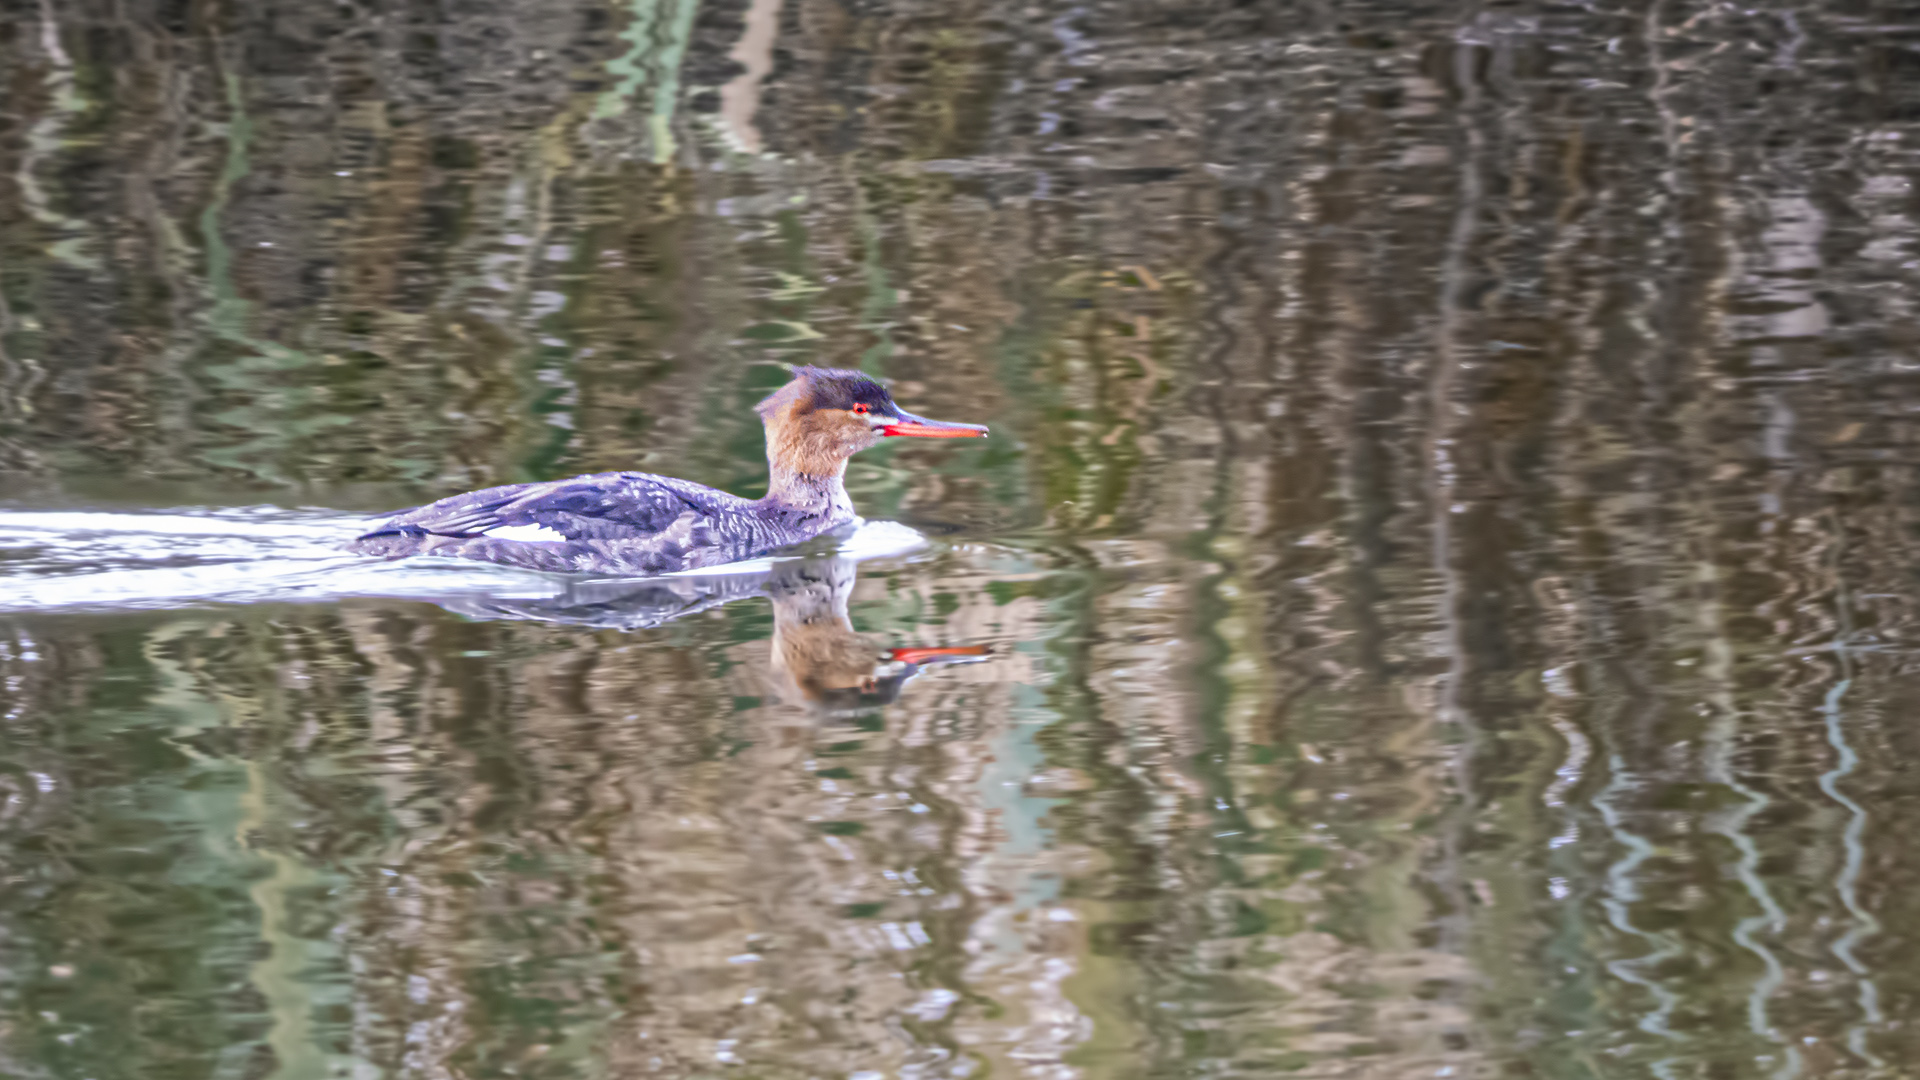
(756, 367, 987, 477)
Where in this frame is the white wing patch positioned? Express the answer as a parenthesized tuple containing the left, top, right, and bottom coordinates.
(484, 523, 568, 543)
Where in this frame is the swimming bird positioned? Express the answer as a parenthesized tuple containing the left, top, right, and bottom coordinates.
(346, 367, 987, 575)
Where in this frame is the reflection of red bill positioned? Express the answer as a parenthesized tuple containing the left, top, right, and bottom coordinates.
(886, 645, 991, 666)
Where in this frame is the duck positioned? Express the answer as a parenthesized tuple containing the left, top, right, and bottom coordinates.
(346, 367, 987, 575)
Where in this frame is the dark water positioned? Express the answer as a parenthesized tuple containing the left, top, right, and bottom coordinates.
(5, 0, 1920, 1076)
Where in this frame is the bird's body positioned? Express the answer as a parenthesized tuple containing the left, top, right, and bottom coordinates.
(346, 469, 851, 575)
(346, 368, 985, 575)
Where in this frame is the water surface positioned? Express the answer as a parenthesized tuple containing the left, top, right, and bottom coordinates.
(5, 0, 1920, 1076)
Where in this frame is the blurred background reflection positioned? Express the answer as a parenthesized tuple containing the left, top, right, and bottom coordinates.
(6, 0, 1920, 1076)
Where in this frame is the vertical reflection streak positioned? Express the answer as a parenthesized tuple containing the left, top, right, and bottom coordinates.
(1699, 586, 1797, 1078)
(1427, 32, 1484, 963)
(650, 0, 703, 164)
(192, 63, 335, 481)
(1645, 0, 1795, 1069)
(1593, 755, 1684, 1055)
(1541, 710, 1589, 810)
(17, 0, 99, 269)
(518, 118, 587, 475)
(1818, 519, 1885, 1068)
(1819, 673, 1884, 1068)
(141, 622, 303, 1078)
(596, 0, 702, 162)
(719, 0, 785, 154)
(0, 287, 41, 472)
(1431, 41, 1479, 730)
(241, 763, 332, 1080)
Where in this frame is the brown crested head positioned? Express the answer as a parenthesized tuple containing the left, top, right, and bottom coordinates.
(756, 367, 895, 477)
(755, 366, 990, 479)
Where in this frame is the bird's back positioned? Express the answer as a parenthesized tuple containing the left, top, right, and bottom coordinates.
(347, 471, 781, 575)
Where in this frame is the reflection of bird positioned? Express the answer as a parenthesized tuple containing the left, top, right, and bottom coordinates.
(347, 367, 986, 575)
(435, 572, 769, 631)
(765, 559, 987, 715)
(430, 556, 988, 715)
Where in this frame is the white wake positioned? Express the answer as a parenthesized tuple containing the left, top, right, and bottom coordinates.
(0, 508, 928, 613)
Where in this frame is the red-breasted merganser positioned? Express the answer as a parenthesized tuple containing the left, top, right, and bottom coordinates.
(346, 367, 987, 575)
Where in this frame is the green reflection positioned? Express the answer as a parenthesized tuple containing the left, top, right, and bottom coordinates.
(4, 0, 1920, 1076)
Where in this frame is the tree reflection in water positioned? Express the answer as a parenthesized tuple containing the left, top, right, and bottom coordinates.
(9, 0, 1920, 1074)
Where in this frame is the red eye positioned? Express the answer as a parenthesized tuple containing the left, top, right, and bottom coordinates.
(852, 403, 871, 415)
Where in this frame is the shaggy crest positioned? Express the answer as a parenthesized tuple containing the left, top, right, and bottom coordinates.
(755, 366, 898, 418)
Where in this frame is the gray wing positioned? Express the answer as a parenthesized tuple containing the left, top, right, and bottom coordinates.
(355, 472, 726, 543)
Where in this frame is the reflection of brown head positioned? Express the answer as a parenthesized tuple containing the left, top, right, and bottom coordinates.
(765, 559, 987, 717)
(756, 367, 988, 480)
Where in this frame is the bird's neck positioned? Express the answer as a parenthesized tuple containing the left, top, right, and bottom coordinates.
(761, 459, 856, 523)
